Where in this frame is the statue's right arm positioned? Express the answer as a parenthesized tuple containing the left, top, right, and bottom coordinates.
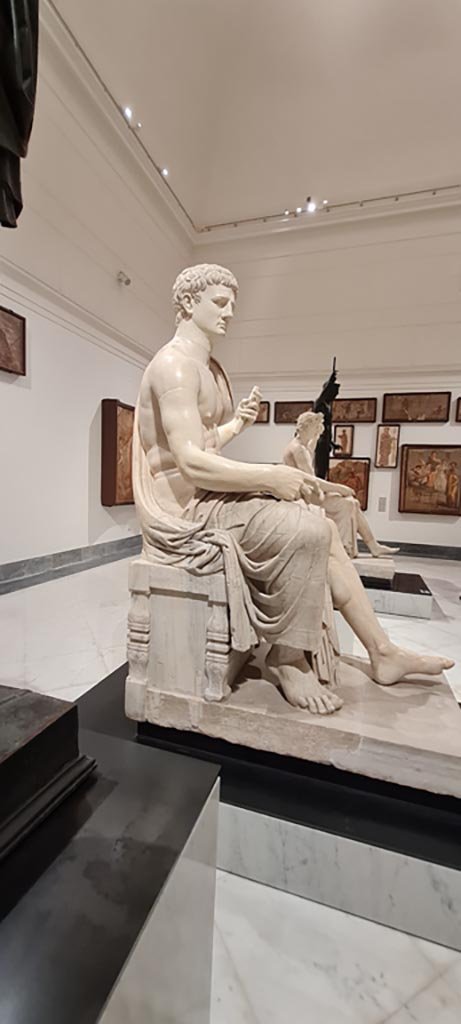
(152, 360, 309, 500)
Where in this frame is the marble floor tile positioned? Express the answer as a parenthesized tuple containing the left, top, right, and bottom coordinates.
(384, 960, 461, 1023)
(0, 559, 131, 699)
(212, 871, 461, 1024)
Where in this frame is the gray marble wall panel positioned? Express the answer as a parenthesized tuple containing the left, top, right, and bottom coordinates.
(0, 535, 142, 594)
(98, 780, 219, 1024)
(218, 803, 461, 951)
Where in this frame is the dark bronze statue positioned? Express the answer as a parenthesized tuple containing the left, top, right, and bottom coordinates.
(313, 358, 340, 479)
(0, 1, 39, 228)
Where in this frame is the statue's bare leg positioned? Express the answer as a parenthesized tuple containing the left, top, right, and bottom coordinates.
(266, 645, 343, 714)
(328, 521, 453, 683)
(356, 507, 399, 557)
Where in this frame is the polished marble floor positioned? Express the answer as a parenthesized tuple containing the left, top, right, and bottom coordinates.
(212, 871, 461, 1024)
(0, 555, 459, 702)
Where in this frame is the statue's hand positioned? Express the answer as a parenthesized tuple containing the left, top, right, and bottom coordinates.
(269, 466, 317, 501)
(234, 386, 262, 432)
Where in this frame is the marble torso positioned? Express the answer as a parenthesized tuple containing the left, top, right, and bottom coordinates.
(137, 339, 233, 514)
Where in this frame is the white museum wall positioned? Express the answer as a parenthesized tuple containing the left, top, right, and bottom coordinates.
(196, 208, 461, 547)
(0, 7, 192, 564)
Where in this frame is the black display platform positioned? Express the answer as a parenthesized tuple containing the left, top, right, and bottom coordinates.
(0, 672, 219, 1024)
(362, 571, 432, 594)
(0, 686, 95, 861)
(129, 666, 461, 872)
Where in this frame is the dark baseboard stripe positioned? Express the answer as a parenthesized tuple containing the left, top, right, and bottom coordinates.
(365, 541, 461, 561)
(0, 535, 142, 595)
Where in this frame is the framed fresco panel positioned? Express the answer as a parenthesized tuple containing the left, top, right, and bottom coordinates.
(274, 400, 313, 424)
(375, 424, 400, 469)
(382, 392, 451, 423)
(333, 424, 354, 457)
(101, 399, 135, 505)
(332, 398, 377, 423)
(0, 305, 26, 375)
(255, 400, 270, 423)
(328, 458, 370, 511)
(456, 398, 461, 423)
(399, 445, 461, 516)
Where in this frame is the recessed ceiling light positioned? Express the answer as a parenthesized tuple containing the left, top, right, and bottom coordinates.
(323, 199, 328, 205)
(284, 210, 290, 216)
(296, 206, 303, 214)
(307, 198, 317, 213)
(161, 168, 169, 177)
(124, 106, 133, 120)
(135, 121, 142, 130)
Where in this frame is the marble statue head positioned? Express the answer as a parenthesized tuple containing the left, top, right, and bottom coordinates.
(295, 410, 324, 447)
(172, 264, 239, 335)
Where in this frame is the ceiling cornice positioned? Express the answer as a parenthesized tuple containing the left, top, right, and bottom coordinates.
(42, 0, 195, 248)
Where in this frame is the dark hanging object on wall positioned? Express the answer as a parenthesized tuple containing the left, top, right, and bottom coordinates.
(0, 0, 39, 228)
(313, 357, 341, 479)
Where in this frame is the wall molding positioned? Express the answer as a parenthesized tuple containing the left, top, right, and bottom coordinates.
(0, 258, 151, 370)
(229, 367, 461, 394)
(0, 535, 142, 595)
(42, 0, 194, 250)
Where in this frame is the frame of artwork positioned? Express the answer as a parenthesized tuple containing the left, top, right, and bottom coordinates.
(456, 398, 461, 423)
(0, 304, 26, 375)
(375, 424, 400, 469)
(274, 400, 313, 424)
(328, 457, 371, 511)
(101, 399, 135, 506)
(382, 392, 451, 423)
(255, 401, 270, 423)
(332, 398, 377, 423)
(333, 424, 354, 457)
(399, 445, 461, 516)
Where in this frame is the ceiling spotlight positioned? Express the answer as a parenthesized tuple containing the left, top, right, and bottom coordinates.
(306, 197, 317, 213)
(135, 121, 142, 130)
(323, 199, 328, 205)
(161, 168, 169, 177)
(284, 209, 290, 216)
(124, 106, 133, 120)
(296, 206, 303, 214)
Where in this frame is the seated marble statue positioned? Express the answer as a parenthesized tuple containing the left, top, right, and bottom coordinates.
(283, 411, 398, 559)
(134, 263, 452, 716)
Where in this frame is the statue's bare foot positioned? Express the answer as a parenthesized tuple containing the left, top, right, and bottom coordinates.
(368, 542, 400, 557)
(266, 649, 343, 714)
(371, 643, 454, 686)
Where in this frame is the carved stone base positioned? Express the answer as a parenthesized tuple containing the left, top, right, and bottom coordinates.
(129, 658, 461, 799)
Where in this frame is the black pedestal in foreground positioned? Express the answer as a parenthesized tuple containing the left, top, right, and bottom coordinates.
(0, 686, 95, 861)
(0, 671, 219, 1024)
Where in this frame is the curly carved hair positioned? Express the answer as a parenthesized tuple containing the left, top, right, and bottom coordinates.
(172, 264, 239, 324)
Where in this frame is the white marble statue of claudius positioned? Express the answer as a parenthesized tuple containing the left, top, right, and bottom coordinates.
(283, 411, 399, 559)
(133, 263, 452, 715)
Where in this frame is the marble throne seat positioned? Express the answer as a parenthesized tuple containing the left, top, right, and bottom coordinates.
(125, 557, 249, 723)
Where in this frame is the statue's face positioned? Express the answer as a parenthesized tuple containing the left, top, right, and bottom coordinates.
(189, 284, 236, 338)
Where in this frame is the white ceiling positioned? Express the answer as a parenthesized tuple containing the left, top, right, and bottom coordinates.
(54, 0, 461, 227)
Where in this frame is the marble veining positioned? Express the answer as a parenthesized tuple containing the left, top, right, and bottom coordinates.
(218, 804, 461, 950)
(212, 870, 461, 1024)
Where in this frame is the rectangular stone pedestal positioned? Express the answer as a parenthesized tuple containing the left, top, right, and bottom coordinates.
(352, 555, 395, 580)
(364, 572, 433, 618)
(134, 657, 461, 799)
